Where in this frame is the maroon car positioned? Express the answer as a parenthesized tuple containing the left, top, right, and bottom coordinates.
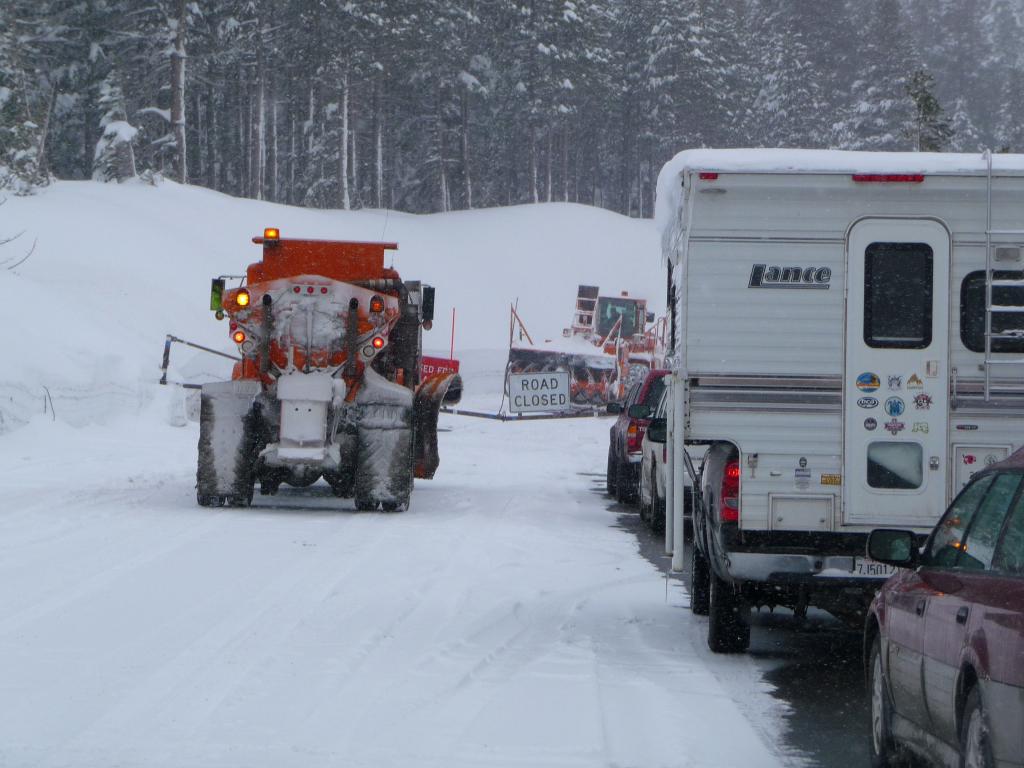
(605, 369, 668, 504)
(865, 448, 1024, 768)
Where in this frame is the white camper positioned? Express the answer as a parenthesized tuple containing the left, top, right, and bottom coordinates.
(657, 148, 1024, 652)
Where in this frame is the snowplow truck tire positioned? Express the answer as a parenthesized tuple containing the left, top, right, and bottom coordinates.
(197, 380, 263, 507)
(413, 372, 463, 480)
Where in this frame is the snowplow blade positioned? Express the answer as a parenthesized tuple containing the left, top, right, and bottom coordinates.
(413, 372, 463, 479)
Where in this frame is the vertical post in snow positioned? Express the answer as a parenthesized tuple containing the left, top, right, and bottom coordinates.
(450, 307, 456, 362)
(664, 373, 675, 556)
(671, 372, 686, 571)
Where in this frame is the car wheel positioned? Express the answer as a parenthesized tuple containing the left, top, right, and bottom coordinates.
(651, 467, 665, 533)
(707, 572, 750, 653)
(355, 496, 379, 511)
(690, 545, 711, 616)
(606, 448, 617, 496)
(615, 462, 630, 504)
(869, 635, 897, 768)
(960, 687, 994, 768)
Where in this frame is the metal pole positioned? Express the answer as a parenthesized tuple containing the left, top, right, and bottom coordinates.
(984, 148, 993, 401)
(664, 374, 675, 555)
(671, 373, 686, 572)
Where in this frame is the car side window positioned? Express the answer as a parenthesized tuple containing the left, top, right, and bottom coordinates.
(642, 376, 666, 407)
(994, 492, 1024, 575)
(926, 474, 994, 567)
(955, 473, 1022, 571)
(625, 383, 641, 408)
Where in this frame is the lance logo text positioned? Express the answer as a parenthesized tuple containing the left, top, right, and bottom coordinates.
(748, 264, 832, 289)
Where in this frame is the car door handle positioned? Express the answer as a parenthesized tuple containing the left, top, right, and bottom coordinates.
(916, 599, 926, 616)
(956, 606, 969, 625)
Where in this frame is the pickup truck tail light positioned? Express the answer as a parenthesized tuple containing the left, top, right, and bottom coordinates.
(627, 422, 646, 453)
(720, 459, 740, 523)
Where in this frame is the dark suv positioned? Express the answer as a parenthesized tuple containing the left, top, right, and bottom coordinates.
(605, 369, 668, 504)
(865, 447, 1024, 768)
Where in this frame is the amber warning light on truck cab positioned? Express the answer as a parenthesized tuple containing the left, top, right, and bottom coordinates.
(264, 227, 280, 240)
(236, 289, 250, 307)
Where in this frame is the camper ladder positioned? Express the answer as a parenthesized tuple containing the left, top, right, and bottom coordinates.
(983, 149, 1024, 401)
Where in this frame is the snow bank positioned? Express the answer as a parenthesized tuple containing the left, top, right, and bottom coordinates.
(0, 181, 659, 432)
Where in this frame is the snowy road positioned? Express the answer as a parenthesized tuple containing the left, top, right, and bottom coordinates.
(1, 409, 795, 768)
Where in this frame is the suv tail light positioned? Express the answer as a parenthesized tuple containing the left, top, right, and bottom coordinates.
(720, 459, 740, 523)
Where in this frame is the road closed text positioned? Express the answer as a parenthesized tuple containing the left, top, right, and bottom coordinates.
(509, 372, 571, 413)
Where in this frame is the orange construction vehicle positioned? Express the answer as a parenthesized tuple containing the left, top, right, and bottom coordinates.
(191, 229, 461, 511)
(508, 285, 665, 406)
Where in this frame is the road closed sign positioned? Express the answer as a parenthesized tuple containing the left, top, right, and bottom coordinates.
(509, 371, 570, 413)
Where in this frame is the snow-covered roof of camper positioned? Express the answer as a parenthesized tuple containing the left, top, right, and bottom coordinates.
(655, 148, 1024, 235)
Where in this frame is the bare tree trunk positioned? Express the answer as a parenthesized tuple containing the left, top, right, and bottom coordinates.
(207, 87, 218, 189)
(437, 88, 448, 212)
(351, 96, 359, 208)
(545, 130, 553, 202)
(340, 70, 350, 210)
(461, 90, 472, 209)
(253, 44, 266, 199)
(268, 88, 278, 202)
(562, 124, 569, 201)
(374, 74, 384, 209)
(530, 125, 538, 203)
(170, 0, 188, 183)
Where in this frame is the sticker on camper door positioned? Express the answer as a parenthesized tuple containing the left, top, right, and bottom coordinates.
(888, 375, 903, 391)
(857, 397, 879, 409)
(913, 393, 932, 410)
(884, 418, 905, 435)
(856, 373, 880, 392)
(907, 374, 924, 390)
(864, 417, 878, 431)
(884, 397, 906, 417)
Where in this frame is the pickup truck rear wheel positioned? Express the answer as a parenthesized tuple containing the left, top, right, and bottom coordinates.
(707, 573, 750, 653)
(689, 546, 710, 616)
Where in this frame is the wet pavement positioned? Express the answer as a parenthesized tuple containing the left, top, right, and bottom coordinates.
(601, 483, 871, 768)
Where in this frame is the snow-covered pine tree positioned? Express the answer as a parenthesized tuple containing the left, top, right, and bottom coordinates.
(831, 0, 919, 150)
(747, 0, 828, 148)
(0, 4, 44, 193)
(93, 72, 137, 182)
(904, 69, 952, 152)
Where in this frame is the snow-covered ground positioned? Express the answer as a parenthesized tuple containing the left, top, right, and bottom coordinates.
(0, 396, 795, 768)
(2, 182, 797, 767)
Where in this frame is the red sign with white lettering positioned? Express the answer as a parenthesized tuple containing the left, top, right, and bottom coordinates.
(421, 356, 460, 379)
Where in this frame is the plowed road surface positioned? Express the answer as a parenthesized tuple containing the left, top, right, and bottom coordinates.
(1, 413, 796, 768)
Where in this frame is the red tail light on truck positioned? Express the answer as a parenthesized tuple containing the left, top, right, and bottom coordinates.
(720, 460, 740, 522)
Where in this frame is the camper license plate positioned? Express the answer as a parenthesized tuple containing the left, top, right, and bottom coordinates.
(852, 557, 900, 579)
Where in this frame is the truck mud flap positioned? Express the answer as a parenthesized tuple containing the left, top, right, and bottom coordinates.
(413, 372, 463, 479)
(197, 380, 263, 505)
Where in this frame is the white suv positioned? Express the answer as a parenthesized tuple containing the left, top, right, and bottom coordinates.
(638, 388, 705, 533)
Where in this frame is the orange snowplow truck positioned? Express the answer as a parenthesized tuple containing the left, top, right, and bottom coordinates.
(198, 229, 461, 511)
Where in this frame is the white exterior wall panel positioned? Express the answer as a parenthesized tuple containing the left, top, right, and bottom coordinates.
(685, 241, 845, 376)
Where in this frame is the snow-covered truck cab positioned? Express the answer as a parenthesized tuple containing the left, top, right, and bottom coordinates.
(657, 149, 1024, 653)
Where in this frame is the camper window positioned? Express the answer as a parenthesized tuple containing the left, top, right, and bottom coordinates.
(863, 242, 933, 349)
(867, 442, 923, 490)
(960, 270, 1024, 353)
